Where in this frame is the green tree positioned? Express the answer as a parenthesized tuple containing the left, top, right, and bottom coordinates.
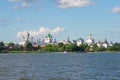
(24, 41, 33, 51)
(0, 41, 5, 52)
(107, 45, 120, 52)
(57, 43, 65, 52)
(8, 42, 14, 47)
(64, 44, 73, 52)
(0, 41, 4, 47)
(97, 47, 106, 52)
(92, 44, 98, 52)
(52, 45, 58, 52)
(58, 43, 64, 47)
(71, 44, 79, 52)
(79, 44, 88, 52)
(45, 44, 53, 52)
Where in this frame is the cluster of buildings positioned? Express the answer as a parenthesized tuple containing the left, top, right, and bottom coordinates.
(60, 34, 113, 48)
(18, 32, 113, 48)
(19, 32, 57, 47)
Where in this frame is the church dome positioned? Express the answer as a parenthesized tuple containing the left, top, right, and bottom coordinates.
(46, 34, 52, 38)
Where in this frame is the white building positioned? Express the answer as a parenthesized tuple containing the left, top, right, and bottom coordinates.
(19, 32, 56, 47)
(97, 41, 102, 48)
(60, 37, 72, 44)
(44, 34, 53, 43)
(19, 32, 34, 46)
(77, 38, 84, 46)
(97, 39, 110, 48)
(86, 34, 95, 46)
(102, 39, 109, 48)
(109, 41, 113, 47)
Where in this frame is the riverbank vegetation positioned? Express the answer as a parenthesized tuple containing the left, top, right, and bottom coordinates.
(0, 41, 120, 53)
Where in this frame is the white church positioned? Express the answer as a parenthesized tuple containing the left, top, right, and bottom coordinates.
(18, 32, 113, 48)
(18, 32, 57, 47)
(85, 34, 113, 48)
(86, 34, 95, 46)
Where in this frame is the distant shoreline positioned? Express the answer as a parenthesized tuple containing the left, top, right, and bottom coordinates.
(1, 51, 120, 54)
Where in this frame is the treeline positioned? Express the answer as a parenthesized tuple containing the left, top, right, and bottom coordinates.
(0, 41, 22, 53)
(41, 43, 88, 52)
(107, 43, 120, 52)
(0, 41, 120, 53)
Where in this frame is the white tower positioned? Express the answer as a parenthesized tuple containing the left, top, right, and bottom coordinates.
(86, 34, 95, 46)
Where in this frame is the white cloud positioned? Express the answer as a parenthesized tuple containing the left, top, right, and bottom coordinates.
(8, 0, 94, 9)
(52, 27, 64, 35)
(8, 0, 40, 9)
(21, 2, 32, 8)
(112, 7, 120, 14)
(39, 27, 51, 35)
(56, 0, 94, 8)
(14, 3, 32, 9)
(14, 2, 32, 9)
(17, 27, 64, 38)
(8, 0, 40, 3)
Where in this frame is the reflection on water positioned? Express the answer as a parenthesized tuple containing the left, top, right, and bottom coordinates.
(0, 53, 120, 80)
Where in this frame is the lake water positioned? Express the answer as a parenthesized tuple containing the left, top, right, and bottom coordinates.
(0, 52, 120, 80)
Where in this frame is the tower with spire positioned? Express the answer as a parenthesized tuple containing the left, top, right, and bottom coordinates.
(102, 39, 109, 48)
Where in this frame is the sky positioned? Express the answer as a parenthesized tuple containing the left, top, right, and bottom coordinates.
(0, 0, 120, 43)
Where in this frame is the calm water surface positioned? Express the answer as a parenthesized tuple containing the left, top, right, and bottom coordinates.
(0, 53, 120, 80)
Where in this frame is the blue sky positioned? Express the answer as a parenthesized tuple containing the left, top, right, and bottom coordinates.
(0, 0, 120, 43)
